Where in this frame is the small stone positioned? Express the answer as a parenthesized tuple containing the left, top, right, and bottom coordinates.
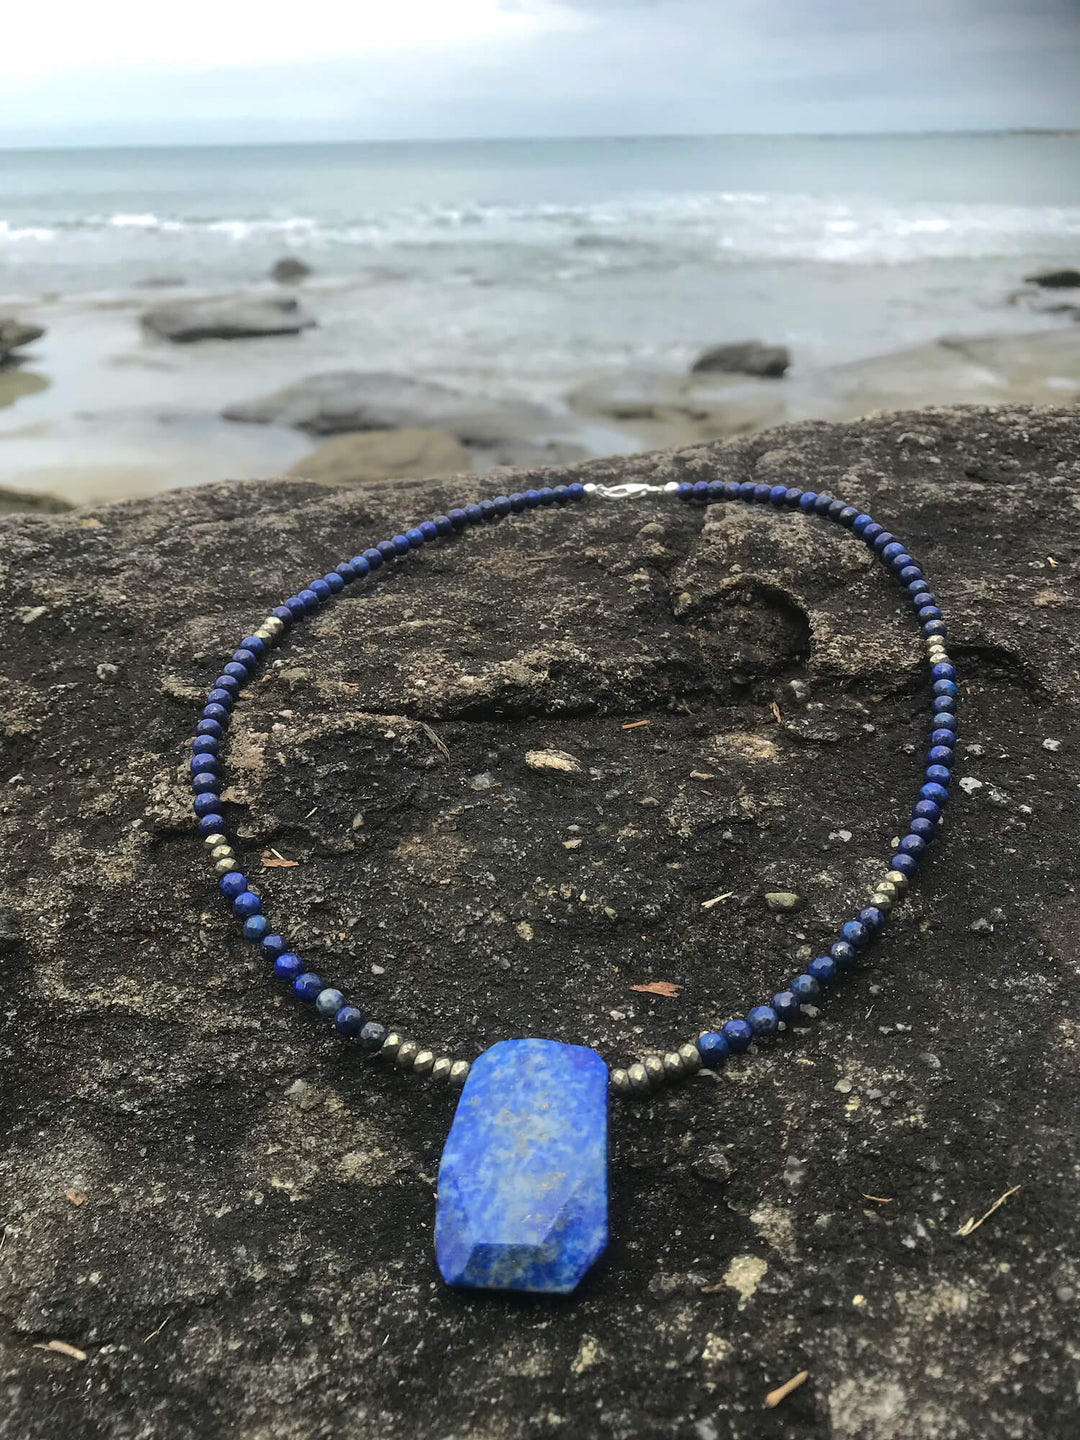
(959, 776, 983, 794)
(96, 662, 119, 681)
(834, 1078, 853, 1093)
(765, 891, 804, 913)
(919, 1052, 942, 1069)
(525, 749, 582, 774)
(19, 606, 47, 625)
(1043, 738, 1061, 752)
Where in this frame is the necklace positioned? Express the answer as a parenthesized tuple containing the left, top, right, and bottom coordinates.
(190, 475, 957, 1295)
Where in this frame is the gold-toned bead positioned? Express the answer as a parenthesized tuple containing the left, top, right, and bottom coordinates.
(886, 869, 910, 894)
(395, 1040, 420, 1069)
(875, 879, 899, 900)
(448, 1060, 470, 1088)
(203, 832, 227, 850)
(627, 1062, 650, 1095)
(412, 1049, 435, 1075)
(662, 1050, 686, 1079)
(643, 1055, 665, 1087)
(870, 892, 893, 913)
(214, 857, 239, 874)
(254, 627, 275, 644)
(211, 844, 233, 861)
(263, 616, 285, 636)
(610, 1068, 631, 1095)
(381, 1031, 403, 1059)
(678, 1042, 702, 1073)
(431, 1057, 453, 1083)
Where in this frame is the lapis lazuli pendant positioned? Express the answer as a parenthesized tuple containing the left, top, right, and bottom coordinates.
(434, 1038, 609, 1294)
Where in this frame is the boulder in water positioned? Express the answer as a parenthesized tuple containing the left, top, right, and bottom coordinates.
(0, 317, 45, 364)
(271, 256, 313, 284)
(284, 428, 470, 486)
(690, 341, 791, 378)
(141, 295, 316, 342)
(1024, 268, 1080, 289)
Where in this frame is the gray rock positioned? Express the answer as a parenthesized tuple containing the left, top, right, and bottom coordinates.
(1024, 267, 1080, 289)
(0, 316, 45, 363)
(690, 340, 791, 378)
(1, 404, 1079, 1437)
(283, 428, 470, 486)
(224, 369, 552, 445)
(270, 256, 313, 283)
(141, 295, 316, 342)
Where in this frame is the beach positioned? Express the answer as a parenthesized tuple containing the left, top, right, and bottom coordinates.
(1, 131, 1079, 505)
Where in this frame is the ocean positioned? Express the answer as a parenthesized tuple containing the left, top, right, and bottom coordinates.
(1, 132, 1079, 501)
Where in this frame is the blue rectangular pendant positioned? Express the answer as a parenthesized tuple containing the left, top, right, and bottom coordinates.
(435, 1038, 609, 1294)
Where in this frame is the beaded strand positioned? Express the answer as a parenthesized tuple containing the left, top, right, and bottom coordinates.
(190, 476, 957, 1097)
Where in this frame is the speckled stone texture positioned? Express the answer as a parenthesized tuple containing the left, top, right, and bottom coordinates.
(436, 1039, 608, 1293)
(1, 404, 1079, 1440)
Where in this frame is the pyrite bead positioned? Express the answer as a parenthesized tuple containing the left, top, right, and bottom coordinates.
(677, 1042, 702, 1073)
(431, 1057, 453, 1083)
(412, 1049, 436, 1075)
(448, 1060, 471, 1088)
(643, 1055, 665, 1086)
(870, 892, 894, 912)
(610, 1068, 632, 1095)
(662, 1051, 686, 1078)
(203, 832, 227, 849)
(381, 1032, 403, 1059)
(215, 857, 239, 874)
(211, 844, 233, 861)
(627, 1062, 651, 1095)
(886, 869, 910, 893)
(395, 1040, 420, 1069)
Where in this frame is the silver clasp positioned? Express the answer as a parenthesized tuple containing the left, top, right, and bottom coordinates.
(583, 481, 677, 501)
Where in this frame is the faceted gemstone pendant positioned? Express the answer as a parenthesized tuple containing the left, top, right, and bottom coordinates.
(435, 1038, 608, 1294)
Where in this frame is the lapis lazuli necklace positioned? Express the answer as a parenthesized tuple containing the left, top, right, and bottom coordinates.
(190, 476, 957, 1295)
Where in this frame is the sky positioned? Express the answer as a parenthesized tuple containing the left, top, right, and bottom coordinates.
(2, 0, 1079, 147)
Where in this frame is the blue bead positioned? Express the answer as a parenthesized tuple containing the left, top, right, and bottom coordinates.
(790, 974, 821, 1001)
(406, 526, 426, 547)
(891, 853, 918, 877)
(913, 799, 941, 822)
(813, 493, 833, 514)
(508, 494, 526, 513)
(377, 540, 397, 559)
(202, 704, 228, 725)
(272, 605, 294, 626)
(449, 506, 469, 526)
(918, 606, 942, 623)
(391, 534, 411, 554)
(334, 1005, 364, 1035)
(197, 812, 225, 837)
(798, 491, 818, 512)
(284, 595, 306, 618)
(232, 649, 258, 669)
(838, 506, 858, 527)
(260, 933, 286, 960)
(724, 481, 743, 501)
(862, 522, 884, 542)
(364, 546, 384, 569)
(322, 571, 345, 592)
(308, 580, 330, 602)
(243, 915, 269, 941)
(567, 482, 586, 501)
(315, 987, 345, 1017)
(890, 552, 914, 572)
(274, 952, 303, 982)
(769, 485, 788, 505)
(898, 565, 922, 585)
(909, 817, 936, 842)
(676, 482, 694, 501)
(692, 480, 710, 501)
(299, 587, 322, 609)
(192, 771, 219, 795)
(899, 833, 928, 859)
(840, 919, 869, 948)
(358, 1020, 387, 1051)
(233, 890, 261, 919)
(194, 792, 221, 817)
(721, 1018, 753, 1053)
(293, 972, 323, 1002)
(335, 561, 357, 582)
(932, 679, 958, 698)
(748, 1004, 779, 1036)
(930, 729, 956, 748)
(205, 688, 233, 711)
(923, 620, 947, 638)
(857, 906, 886, 932)
(348, 556, 369, 577)
(872, 531, 895, 553)
(933, 694, 957, 714)
(931, 662, 956, 682)
(435, 1039, 608, 1294)
(754, 483, 773, 503)
(219, 871, 247, 898)
(554, 486, 571, 503)
(830, 940, 857, 970)
(932, 712, 957, 733)
(738, 481, 756, 500)
(707, 480, 726, 500)
(925, 763, 952, 785)
(927, 745, 954, 767)
(807, 954, 837, 985)
(239, 635, 264, 656)
(420, 520, 439, 540)
(465, 505, 484, 524)
(214, 674, 240, 696)
(827, 500, 846, 520)
(696, 1031, 728, 1065)
(479, 501, 497, 522)
(772, 990, 800, 1021)
(921, 781, 949, 805)
(190, 753, 218, 775)
(853, 514, 874, 534)
(196, 719, 223, 739)
(493, 495, 513, 516)
(192, 735, 218, 755)
(538, 487, 556, 506)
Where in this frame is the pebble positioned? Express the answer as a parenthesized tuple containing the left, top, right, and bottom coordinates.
(525, 749, 582, 774)
(959, 776, 983, 794)
(765, 891, 804, 913)
(96, 662, 119, 681)
(1043, 739, 1062, 752)
(834, 1078, 853, 1093)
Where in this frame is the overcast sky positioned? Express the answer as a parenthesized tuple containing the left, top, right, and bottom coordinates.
(2, 0, 1079, 148)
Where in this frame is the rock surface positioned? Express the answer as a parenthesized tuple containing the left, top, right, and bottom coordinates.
(224, 369, 553, 446)
(690, 341, 791, 378)
(141, 295, 316, 342)
(0, 316, 45, 364)
(1024, 267, 1080, 289)
(284, 428, 470, 487)
(2, 404, 1080, 1439)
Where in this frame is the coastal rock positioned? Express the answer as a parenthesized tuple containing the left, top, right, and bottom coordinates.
(0, 485, 72, 515)
(0, 317, 45, 363)
(690, 341, 791, 378)
(224, 370, 552, 445)
(284, 428, 470, 486)
(2, 405, 1080, 1437)
(568, 369, 787, 443)
(270, 256, 313, 283)
(1024, 267, 1080, 289)
(141, 295, 316, 342)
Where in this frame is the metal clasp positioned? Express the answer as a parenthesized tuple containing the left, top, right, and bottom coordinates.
(583, 482, 676, 501)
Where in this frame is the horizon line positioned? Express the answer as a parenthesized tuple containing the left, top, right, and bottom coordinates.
(2, 126, 1078, 155)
